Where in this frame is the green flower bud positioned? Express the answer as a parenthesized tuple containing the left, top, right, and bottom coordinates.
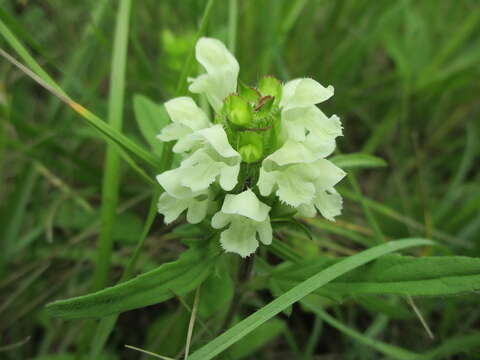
(239, 81, 261, 103)
(258, 76, 282, 103)
(239, 132, 263, 163)
(224, 94, 253, 127)
(254, 95, 275, 118)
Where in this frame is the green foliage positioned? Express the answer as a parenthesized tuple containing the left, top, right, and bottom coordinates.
(47, 240, 221, 319)
(271, 254, 480, 300)
(1, 0, 480, 359)
(133, 94, 169, 156)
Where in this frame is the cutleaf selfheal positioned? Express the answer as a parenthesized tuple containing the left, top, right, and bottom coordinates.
(156, 37, 346, 257)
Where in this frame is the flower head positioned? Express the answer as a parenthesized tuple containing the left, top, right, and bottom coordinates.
(156, 37, 346, 257)
(211, 189, 272, 257)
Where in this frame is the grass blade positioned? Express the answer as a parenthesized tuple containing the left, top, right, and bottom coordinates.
(91, 0, 132, 292)
(188, 238, 433, 360)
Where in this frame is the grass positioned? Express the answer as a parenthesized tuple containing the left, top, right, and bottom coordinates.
(1, 0, 480, 359)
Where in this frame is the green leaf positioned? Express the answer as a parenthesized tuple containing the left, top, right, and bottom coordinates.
(47, 242, 221, 319)
(133, 94, 169, 156)
(330, 153, 387, 170)
(271, 253, 480, 299)
(229, 318, 285, 359)
(188, 238, 433, 360)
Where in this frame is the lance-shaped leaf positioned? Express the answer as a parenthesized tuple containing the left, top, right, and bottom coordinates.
(271, 254, 480, 300)
(47, 241, 221, 319)
(330, 153, 387, 170)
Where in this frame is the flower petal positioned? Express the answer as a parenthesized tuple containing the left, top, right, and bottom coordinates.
(219, 164, 240, 191)
(275, 167, 316, 207)
(257, 218, 273, 245)
(156, 168, 195, 199)
(157, 123, 191, 142)
(157, 193, 189, 224)
(222, 189, 270, 222)
(188, 38, 239, 112)
(312, 159, 346, 190)
(211, 212, 231, 229)
(263, 139, 318, 169)
(257, 167, 277, 196)
(186, 196, 209, 224)
(219, 219, 259, 258)
(195, 125, 240, 159)
(280, 78, 334, 110)
(179, 149, 222, 192)
(314, 188, 343, 221)
(297, 203, 317, 218)
(164, 96, 209, 130)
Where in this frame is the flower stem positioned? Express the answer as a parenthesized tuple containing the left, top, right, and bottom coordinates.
(219, 255, 255, 333)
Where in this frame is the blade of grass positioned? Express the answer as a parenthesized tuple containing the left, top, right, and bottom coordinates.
(0, 18, 63, 94)
(91, 0, 132, 291)
(303, 300, 421, 360)
(0, 47, 159, 170)
(184, 286, 201, 360)
(188, 238, 433, 360)
(80, 0, 132, 350)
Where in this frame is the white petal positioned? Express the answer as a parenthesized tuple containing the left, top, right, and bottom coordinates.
(157, 123, 191, 142)
(275, 168, 316, 207)
(195, 125, 240, 159)
(297, 203, 317, 218)
(186, 196, 209, 224)
(179, 150, 222, 192)
(312, 159, 346, 190)
(280, 78, 334, 110)
(281, 106, 342, 143)
(303, 132, 337, 158)
(219, 164, 240, 191)
(222, 189, 270, 222)
(211, 212, 231, 229)
(257, 167, 277, 196)
(156, 168, 195, 199)
(314, 188, 343, 221)
(157, 193, 189, 224)
(164, 96, 209, 130)
(219, 221, 259, 258)
(257, 218, 273, 245)
(263, 140, 318, 169)
(195, 37, 239, 75)
(188, 38, 239, 112)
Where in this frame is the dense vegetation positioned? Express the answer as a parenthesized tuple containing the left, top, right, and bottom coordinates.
(1, 0, 479, 359)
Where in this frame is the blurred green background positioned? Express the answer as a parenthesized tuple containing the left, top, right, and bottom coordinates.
(1, 0, 479, 359)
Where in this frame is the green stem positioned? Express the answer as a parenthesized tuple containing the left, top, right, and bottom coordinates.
(91, 0, 132, 292)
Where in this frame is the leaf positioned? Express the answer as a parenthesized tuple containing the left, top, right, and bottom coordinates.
(229, 319, 285, 359)
(302, 299, 421, 360)
(187, 238, 433, 360)
(330, 153, 387, 170)
(47, 242, 221, 319)
(133, 94, 170, 156)
(271, 253, 480, 300)
(198, 260, 234, 318)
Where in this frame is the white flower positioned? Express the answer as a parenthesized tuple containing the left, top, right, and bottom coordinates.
(280, 78, 334, 111)
(157, 97, 210, 153)
(157, 124, 241, 193)
(281, 106, 342, 157)
(211, 189, 272, 257)
(188, 37, 239, 112)
(258, 142, 346, 218)
(157, 190, 212, 224)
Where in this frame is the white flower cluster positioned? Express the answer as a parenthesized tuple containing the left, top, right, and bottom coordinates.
(156, 37, 345, 257)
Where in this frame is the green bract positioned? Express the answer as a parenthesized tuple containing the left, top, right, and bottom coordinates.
(156, 37, 345, 257)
